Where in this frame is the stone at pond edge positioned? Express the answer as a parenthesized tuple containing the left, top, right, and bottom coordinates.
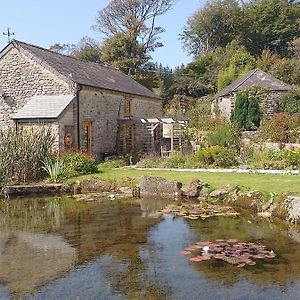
(228, 191, 265, 212)
(273, 196, 300, 224)
(79, 179, 114, 194)
(118, 186, 133, 195)
(210, 189, 230, 201)
(181, 179, 207, 199)
(139, 176, 182, 199)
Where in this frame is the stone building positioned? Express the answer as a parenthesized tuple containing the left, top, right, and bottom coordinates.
(212, 68, 292, 119)
(0, 40, 163, 160)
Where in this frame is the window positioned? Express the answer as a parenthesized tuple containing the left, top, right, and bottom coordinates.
(124, 97, 132, 117)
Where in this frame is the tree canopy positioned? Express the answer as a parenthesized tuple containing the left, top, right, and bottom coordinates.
(181, 0, 300, 57)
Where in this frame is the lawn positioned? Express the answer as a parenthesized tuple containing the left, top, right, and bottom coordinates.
(72, 167, 300, 195)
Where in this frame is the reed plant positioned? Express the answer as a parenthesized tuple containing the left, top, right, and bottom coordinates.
(0, 126, 55, 186)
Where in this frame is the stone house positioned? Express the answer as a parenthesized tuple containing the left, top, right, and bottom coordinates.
(212, 68, 292, 119)
(0, 40, 162, 160)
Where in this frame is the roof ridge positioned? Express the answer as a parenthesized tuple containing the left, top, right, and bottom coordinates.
(231, 68, 258, 92)
(12, 39, 116, 70)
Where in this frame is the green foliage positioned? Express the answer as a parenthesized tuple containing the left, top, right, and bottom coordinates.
(246, 97, 262, 129)
(214, 148, 239, 168)
(42, 157, 65, 183)
(250, 149, 300, 170)
(259, 113, 300, 143)
(59, 151, 98, 178)
(0, 127, 55, 185)
(217, 47, 256, 90)
(231, 92, 249, 129)
(181, 0, 300, 57)
(279, 88, 300, 113)
(194, 146, 222, 165)
(99, 156, 128, 169)
(231, 92, 261, 130)
(207, 122, 240, 149)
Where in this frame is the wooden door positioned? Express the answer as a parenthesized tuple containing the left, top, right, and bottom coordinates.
(81, 122, 92, 153)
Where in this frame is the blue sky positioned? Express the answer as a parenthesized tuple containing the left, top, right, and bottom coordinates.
(0, 0, 203, 68)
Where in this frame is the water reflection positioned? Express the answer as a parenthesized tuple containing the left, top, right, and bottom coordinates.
(0, 197, 300, 299)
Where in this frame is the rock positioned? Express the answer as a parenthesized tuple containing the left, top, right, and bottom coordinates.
(273, 196, 300, 224)
(139, 176, 182, 199)
(198, 187, 209, 200)
(210, 189, 229, 201)
(258, 212, 272, 218)
(182, 179, 206, 198)
(230, 191, 265, 212)
(79, 179, 114, 194)
(119, 186, 133, 195)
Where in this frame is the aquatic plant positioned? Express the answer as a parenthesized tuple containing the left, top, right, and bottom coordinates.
(160, 203, 240, 220)
(181, 239, 276, 267)
(42, 157, 64, 183)
(0, 126, 55, 185)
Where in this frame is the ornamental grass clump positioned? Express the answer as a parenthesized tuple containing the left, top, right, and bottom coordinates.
(0, 126, 55, 185)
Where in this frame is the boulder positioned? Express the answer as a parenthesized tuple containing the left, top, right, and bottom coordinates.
(119, 186, 133, 195)
(182, 179, 207, 198)
(210, 189, 230, 201)
(229, 191, 265, 212)
(79, 179, 114, 194)
(139, 176, 182, 199)
(198, 187, 209, 201)
(273, 196, 300, 224)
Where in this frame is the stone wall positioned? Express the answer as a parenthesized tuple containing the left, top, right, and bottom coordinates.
(78, 86, 162, 159)
(0, 46, 73, 128)
(214, 91, 285, 119)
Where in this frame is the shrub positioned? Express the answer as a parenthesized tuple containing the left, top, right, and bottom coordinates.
(259, 113, 300, 143)
(99, 156, 128, 168)
(231, 92, 249, 129)
(285, 150, 300, 169)
(163, 153, 186, 168)
(42, 157, 64, 183)
(59, 151, 98, 178)
(231, 92, 262, 130)
(214, 148, 239, 167)
(279, 87, 300, 114)
(194, 146, 222, 165)
(207, 122, 240, 149)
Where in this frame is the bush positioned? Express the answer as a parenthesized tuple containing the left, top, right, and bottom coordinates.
(285, 150, 300, 169)
(207, 122, 240, 149)
(163, 153, 186, 168)
(214, 148, 239, 167)
(259, 113, 300, 143)
(194, 146, 222, 165)
(99, 156, 128, 168)
(279, 87, 300, 114)
(59, 151, 98, 178)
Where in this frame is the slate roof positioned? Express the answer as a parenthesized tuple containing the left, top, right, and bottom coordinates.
(12, 95, 75, 119)
(11, 40, 160, 100)
(215, 69, 292, 98)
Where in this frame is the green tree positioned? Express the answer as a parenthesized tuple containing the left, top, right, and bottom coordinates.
(231, 92, 249, 129)
(279, 87, 300, 113)
(231, 92, 262, 130)
(246, 96, 261, 129)
(244, 0, 300, 56)
(181, 0, 300, 57)
(217, 46, 256, 90)
(180, 0, 244, 56)
(94, 0, 175, 68)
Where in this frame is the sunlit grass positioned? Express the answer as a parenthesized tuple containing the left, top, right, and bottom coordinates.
(68, 167, 300, 195)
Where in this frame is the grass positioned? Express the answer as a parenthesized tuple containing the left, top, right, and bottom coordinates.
(68, 167, 300, 196)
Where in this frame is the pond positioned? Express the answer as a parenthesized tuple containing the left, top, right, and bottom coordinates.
(1, 196, 300, 300)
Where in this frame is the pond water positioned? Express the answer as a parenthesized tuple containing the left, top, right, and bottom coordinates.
(1, 196, 300, 300)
